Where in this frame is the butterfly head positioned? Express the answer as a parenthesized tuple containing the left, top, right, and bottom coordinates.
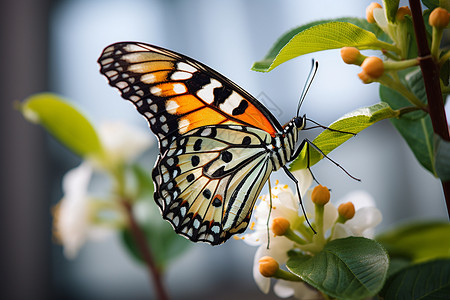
(293, 114, 307, 131)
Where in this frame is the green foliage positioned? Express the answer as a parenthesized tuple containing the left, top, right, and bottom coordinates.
(383, 0, 400, 23)
(287, 237, 389, 299)
(434, 136, 450, 181)
(380, 259, 450, 299)
(422, 0, 439, 9)
(120, 165, 190, 270)
(252, 21, 396, 72)
(290, 102, 398, 170)
(376, 221, 450, 262)
(380, 85, 435, 174)
(20, 93, 103, 158)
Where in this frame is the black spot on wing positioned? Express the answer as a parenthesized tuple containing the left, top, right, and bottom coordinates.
(213, 86, 233, 106)
(193, 139, 203, 151)
(221, 150, 233, 163)
(187, 173, 195, 182)
(232, 99, 248, 116)
(185, 71, 211, 94)
(191, 155, 200, 167)
(242, 136, 251, 146)
(202, 189, 211, 199)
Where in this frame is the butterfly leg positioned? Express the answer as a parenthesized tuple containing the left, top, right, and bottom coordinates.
(282, 166, 317, 234)
(304, 118, 357, 136)
(294, 139, 360, 182)
(266, 178, 272, 249)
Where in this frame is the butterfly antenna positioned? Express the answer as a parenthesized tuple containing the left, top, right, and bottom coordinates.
(296, 59, 319, 117)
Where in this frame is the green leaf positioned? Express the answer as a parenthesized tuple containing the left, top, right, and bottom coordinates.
(435, 135, 450, 181)
(422, 0, 439, 9)
(441, 0, 450, 11)
(380, 85, 435, 174)
(383, 0, 400, 23)
(131, 164, 154, 200)
(405, 68, 428, 104)
(290, 102, 398, 170)
(253, 18, 385, 70)
(120, 198, 190, 270)
(253, 21, 394, 72)
(20, 93, 102, 158)
(387, 257, 412, 278)
(381, 259, 450, 299)
(287, 237, 389, 299)
(376, 221, 450, 262)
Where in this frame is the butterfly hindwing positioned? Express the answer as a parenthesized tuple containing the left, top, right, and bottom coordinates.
(152, 125, 274, 245)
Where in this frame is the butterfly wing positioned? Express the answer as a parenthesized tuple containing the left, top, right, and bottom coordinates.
(98, 42, 281, 244)
(98, 42, 282, 153)
(153, 125, 274, 245)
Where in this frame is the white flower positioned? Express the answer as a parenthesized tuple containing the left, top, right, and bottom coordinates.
(54, 121, 154, 259)
(274, 280, 321, 299)
(242, 169, 383, 299)
(332, 190, 382, 240)
(54, 162, 103, 258)
(95, 121, 154, 168)
(243, 169, 316, 296)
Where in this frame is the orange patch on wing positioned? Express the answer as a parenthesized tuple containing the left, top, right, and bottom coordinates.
(166, 95, 205, 115)
(180, 108, 227, 133)
(151, 82, 187, 97)
(140, 70, 170, 84)
(234, 102, 277, 136)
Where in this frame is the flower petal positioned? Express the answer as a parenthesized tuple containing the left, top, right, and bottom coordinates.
(346, 207, 382, 238)
(253, 245, 272, 294)
(292, 169, 313, 196)
(97, 121, 153, 166)
(273, 280, 295, 298)
(56, 162, 93, 258)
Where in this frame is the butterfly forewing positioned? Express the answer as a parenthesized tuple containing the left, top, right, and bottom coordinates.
(98, 42, 282, 151)
(98, 42, 289, 245)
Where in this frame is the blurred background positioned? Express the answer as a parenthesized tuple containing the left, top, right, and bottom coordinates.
(1, 0, 448, 299)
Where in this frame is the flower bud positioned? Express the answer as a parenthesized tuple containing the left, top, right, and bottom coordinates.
(338, 202, 355, 220)
(340, 47, 365, 65)
(311, 185, 330, 205)
(272, 217, 290, 236)
(259, 256, 279, 277)
(361, 56, 384, 78)
(357, 70, 372, 84)
(366, 2, 382, 24)
(396, 6, 412, 22)
(429, 7, 450, 29)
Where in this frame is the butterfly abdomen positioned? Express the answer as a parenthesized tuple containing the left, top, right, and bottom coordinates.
(269, 119, 300, 170)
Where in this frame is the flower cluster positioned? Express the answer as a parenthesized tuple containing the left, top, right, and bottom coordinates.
(239, 170, 382, 298)
(53, 121, 153, 258)
(341, 3, 450, 86)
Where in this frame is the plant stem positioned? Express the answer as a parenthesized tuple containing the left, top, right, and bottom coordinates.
(409, 0, 450, 217)
(122, 200, 170, 300)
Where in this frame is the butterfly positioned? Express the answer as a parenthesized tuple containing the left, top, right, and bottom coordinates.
(98, 42, 315, 245)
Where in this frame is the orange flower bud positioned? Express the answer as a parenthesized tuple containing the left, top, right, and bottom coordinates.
(396, 6, 412, 22)
(259, 256, 279, 277)
(358, 70, 372, 84)
(340, 47, 364, 65)
(272, 217, 290, 236)
(311, 185, 330, 205)
(366, 2, 382, 24)
(338, 202, 356, 220)
(429, 7, 450, 29)
(361, 56, 384, 78)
